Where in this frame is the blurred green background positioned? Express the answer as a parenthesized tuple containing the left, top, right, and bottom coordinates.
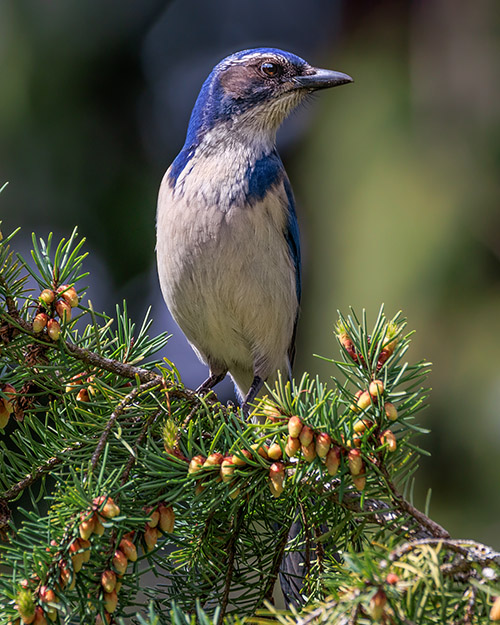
(1, 1, 499, 545)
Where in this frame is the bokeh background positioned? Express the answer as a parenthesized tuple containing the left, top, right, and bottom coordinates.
(1, 0, 499, 545)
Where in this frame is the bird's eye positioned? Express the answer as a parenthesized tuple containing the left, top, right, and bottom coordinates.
(260, 62, 282, 78)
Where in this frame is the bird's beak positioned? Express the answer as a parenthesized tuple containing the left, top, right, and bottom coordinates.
(294, 68, 353, 91)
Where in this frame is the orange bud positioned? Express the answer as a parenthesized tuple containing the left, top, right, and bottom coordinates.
(112, 550, 128, 575)
(33, 606, 48, 625)
(119, 537, 137, 562)
(146, 508, 160, 528)
(325, 446, 341, 476)
(267, 442, 283, 460)
(69, 539, 84, 573)
(76, 388, 90, 402)
(380, 429, 397, 452)
(315, 432, 331, 458)
(352, 474, 366, 491)
(158, 504, 175, 533)
(251, 443, 269, 459)
(101, 570, 116, 594)
(285, 436, 300, 457)
(144, 525, 159, 552)
(384, 402, 398, 421)
(39, 289, 55, 305)
(46, 319, 61, 341)
(369, 379, 384, 399)
(203, 452, 224, 467)
(287, 415, 303, 438)
(353, 418, 373, 434)
(386, 573, 399, 585)
(301, 442, 316, 463)
(93, 514, 105, 536)
(269, 462, 285, 497)
(356, 391, 372, 411)
(188, 455, 205, 474)
(299, 425, 313, 447)
(79, 512, 96, 540)
(103, 590, 118, 613)
(262, 400, 282, 421)
(231, 449, 251, 466)
(79, 539, 91, 563)
(59, 562, 75, 590)
(33, 312, 49, 333)
(94, 495, 120, 519)
(220, 458, 235, 483)
(491, 596, 500, 621)
(0, 400, 10, 428)
(369, 588, 387, 620)
(58, 285, 79, 308)
(55, 300, 72, 323)
(95, 613, 111, 625)
(39, 587, 56, 604)
(347, 449, 363, 476)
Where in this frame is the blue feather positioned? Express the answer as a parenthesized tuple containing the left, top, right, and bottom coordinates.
(245, 150, 283, 204)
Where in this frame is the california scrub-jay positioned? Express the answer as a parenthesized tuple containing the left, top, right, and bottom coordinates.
(157, 48, 352, 413)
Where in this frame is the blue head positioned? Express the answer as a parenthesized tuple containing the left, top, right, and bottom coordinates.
(183, 47, 352, 148)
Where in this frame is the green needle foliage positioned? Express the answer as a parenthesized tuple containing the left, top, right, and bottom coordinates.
(0, 225, 499, 625)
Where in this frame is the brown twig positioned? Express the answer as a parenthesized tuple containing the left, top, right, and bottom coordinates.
(90, 378, 162, 471)
(0, 444, 83, 502)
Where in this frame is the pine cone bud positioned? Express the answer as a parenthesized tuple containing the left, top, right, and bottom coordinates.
(79, 512, 96, 540)
(220, 458, 235, 483)
(69, 539, 84, 573)
(119, 538, 137, 562)
(262, 399, 283, 421)
(347, 448, 363, 476)
(57, 285, 79, 308)
(79, 539, 91, 563)
(231, 449, 251, 466)
(33, 313, 49, 333)
(267, 443, 283, 460)
(325, 446, 341, 476)
(384, 402, 398, 421)
(46, 319, 61, 341)
(352, 474, 366, 491)
(301, 441, 316, 462)
(251, 443, 269, 459)
(188, 455, 205, 474)
(369, 588, 387, 620)
(33, 607, 47, 625)
(287, 415, 303, 438)
(491, 596, 500, 621)
(299, 425, 313, 447)
(315, 432, 331, 458)
(353, 418, 373, 434)
(144, 525, 159, 552)
(146, 507, 160, 528)
(0, 400, 11, 429)
(369, 379, 384, 399)
(94, 496, 120, 519)
(59, 561, 75, 591)
(204, 452, 224, 467)
(284, 436, 300, 458)
(269, 462, 285, 497)
(112, 550, 128, 575)
(380, 429, 397, 452)
(158, 504, 175, 533)
(76, 388, 90, 402)
(39, 289, 55, 306)
(386, 573, 399, 585)
(101, 570, 116, 594)
(103, 590, 118, 614)
(16, 589, 35, 624)
(55, 300, 72, 323)
(356, 391, 372, 411)
(93, 514, 105, 536)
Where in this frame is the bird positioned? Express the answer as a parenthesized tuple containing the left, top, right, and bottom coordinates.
(156, 47, 352, 414)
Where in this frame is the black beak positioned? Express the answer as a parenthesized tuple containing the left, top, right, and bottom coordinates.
(294, 68, 353, 91)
